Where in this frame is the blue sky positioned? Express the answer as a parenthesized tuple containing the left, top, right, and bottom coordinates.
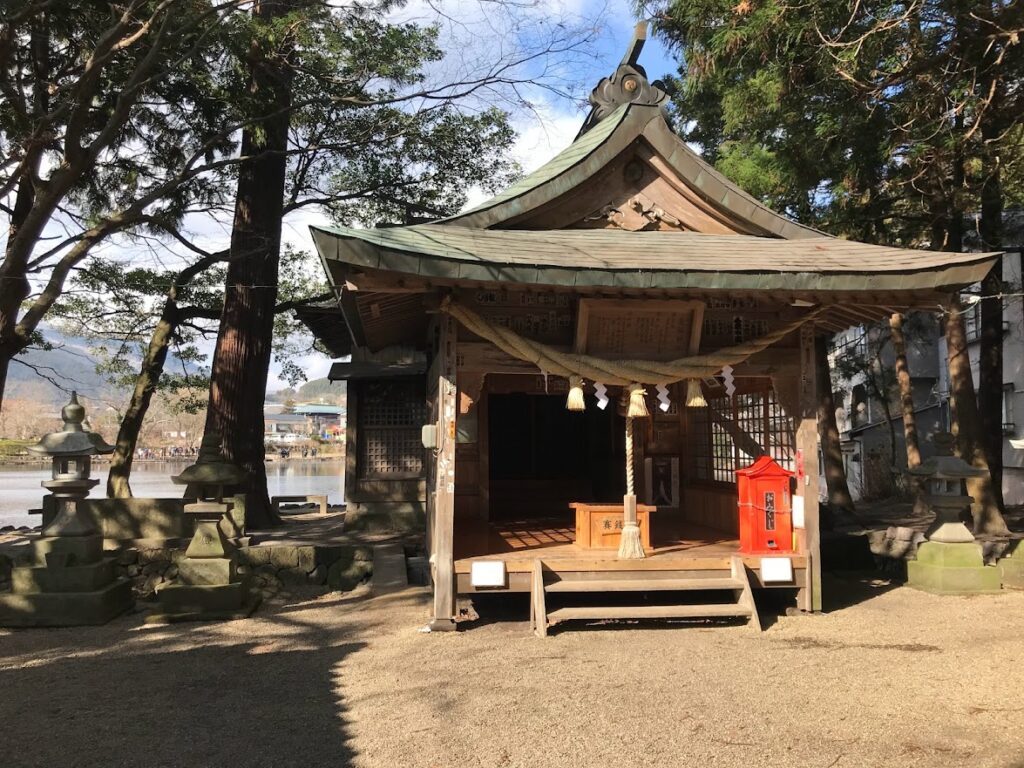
(275, 4, 681, 389)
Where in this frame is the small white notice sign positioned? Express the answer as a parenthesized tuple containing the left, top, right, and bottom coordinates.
(470, 560, 506, 588)
(760, 557, 794, 584)
(792, 495, 805, 528)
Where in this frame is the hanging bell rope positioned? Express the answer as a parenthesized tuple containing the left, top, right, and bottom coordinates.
(627, 382, 649, 418)
(618, 414, 645, 559)
(440, 298, 824, 386)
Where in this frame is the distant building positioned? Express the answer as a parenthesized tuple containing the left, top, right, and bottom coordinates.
(829, 248, 1023, 504)
(263, 402, 346, 442)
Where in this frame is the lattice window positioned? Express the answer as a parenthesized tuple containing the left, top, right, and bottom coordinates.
(767, 387, 795, 470)
(690, 385, 795, 484)
(358, 379, 426, 479)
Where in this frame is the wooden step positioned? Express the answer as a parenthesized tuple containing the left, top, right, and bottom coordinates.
(546, 603, 752, 623)
(545, 577, 742, 593)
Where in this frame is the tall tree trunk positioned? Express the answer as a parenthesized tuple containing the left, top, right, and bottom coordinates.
(946, 302, 1009, 536)
(202, 0, 296, 528)
(107, 310, 179, 498)
(890, 312, 928, 513)
(889, 313, 921, 468)
(977, 101, 1005, 510)
(814, 335, 855, 519)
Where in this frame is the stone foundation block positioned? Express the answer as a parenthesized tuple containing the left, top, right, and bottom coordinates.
(0, 578, 132, 627)
(31, 535, 103, 567)
(999, 541, 1024, 589)
(156, 579, 251, 614)
(11, 558, 115, 594)
(907, 541, 1002, 595)
(177, 558, 235, 586)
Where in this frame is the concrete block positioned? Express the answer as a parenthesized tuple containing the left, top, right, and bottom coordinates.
(85, 497, 187, 542)
(177, 558, 235, 586)
(998, 540, 1024, 589)
(907, 541, 1002, 595)
(0, 578, 133, 627)
(31, 535, 103, 566)
(11, 559, 115, 594)
(156, 580, 250, 613)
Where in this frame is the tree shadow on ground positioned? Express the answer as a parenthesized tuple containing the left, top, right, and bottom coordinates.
(820, 570, 902, 613)
(0, 606, 370, 768)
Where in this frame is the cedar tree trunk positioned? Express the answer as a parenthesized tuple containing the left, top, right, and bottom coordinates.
(814, 335, 855, 518)
(889, 314, 921, 468)
(946, 303, 1009, 536)
(202, 0, 296, 528)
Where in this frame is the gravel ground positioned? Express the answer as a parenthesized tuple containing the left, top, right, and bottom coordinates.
(1, 575, 1023, 768)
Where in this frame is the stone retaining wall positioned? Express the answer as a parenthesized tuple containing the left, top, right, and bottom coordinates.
(115, 543, 378, 601)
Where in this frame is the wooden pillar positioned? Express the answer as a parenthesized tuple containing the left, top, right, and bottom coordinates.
(430, 313, 458, 631)
(343, 381, 359, 505)
(797, 324, 822, 612)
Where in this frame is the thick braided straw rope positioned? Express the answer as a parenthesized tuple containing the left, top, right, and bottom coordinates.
(441, 297, 824, 385)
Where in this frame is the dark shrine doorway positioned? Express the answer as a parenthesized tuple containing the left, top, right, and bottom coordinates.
(487, 392, 625, 520)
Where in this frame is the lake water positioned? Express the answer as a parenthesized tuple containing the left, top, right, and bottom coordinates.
(0, 460, 345, 529)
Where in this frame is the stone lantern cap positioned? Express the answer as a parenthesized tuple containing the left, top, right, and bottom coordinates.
(172, 431, 248, 487)
(907, 432, 987, 481)
(27, 392, 114, 457)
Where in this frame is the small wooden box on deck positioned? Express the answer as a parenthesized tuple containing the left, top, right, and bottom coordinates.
(571, 502, 656, 551)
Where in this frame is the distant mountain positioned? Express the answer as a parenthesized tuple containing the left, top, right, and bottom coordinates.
(6, 329, 203, 405)
(267, 377, 346, 404)
(7, 341, 121, 404)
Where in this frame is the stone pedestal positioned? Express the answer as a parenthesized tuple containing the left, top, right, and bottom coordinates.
(905, 433, 1002, 596)
(148, 433, 257, 623)
(150, 514, 258, 622)
(999, 540, 1024, 589)
(0, 394, 132, 627)
(907, 541, 1002, 595)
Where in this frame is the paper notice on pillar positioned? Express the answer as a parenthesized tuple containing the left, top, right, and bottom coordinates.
(792, 495, 805, 528)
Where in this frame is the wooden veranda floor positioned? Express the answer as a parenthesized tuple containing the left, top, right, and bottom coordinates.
(453, 517, 803, 574)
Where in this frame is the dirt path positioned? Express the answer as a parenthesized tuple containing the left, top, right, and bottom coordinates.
(1, 575, 1023, 768)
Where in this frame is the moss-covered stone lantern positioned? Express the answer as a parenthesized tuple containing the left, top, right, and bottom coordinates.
(905, 432, 1001, 595)
(149, 431, 258, 621)
(0, 393, 132, 626)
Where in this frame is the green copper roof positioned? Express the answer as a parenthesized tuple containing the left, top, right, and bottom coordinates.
(311, 224, 998, 293)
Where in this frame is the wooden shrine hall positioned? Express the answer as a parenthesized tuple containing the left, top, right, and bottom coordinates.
(303, 28, 998, 634)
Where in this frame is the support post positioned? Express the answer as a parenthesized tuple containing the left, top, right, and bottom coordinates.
(797, 324, 822, 612)
(430, 313, 458, 631)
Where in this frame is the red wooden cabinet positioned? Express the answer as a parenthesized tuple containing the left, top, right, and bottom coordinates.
(736, 455, 795, 555)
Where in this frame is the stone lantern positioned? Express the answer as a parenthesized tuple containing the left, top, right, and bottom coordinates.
(905, 432, 1001, 594)
(150, 432, 258, 621)
(0, 393, 132, 626)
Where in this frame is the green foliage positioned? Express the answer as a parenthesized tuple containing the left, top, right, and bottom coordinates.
(43, 0, 523, 400)
(645, 0, 1024, 245)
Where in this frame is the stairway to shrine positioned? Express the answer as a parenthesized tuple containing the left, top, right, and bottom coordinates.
(529, 555, 761, 636)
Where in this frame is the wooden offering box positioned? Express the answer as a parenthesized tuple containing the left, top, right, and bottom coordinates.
(571, 502, 656, 551)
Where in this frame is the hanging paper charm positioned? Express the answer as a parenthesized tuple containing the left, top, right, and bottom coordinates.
(594, 382, 609, 410)
(655, 384, 671, 412)
(721, 364, 736, 398)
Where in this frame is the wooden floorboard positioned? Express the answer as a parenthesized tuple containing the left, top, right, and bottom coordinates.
(453, 518, 806, 575)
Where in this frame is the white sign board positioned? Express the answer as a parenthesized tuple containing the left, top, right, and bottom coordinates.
(470, 560, 506, 588)
(792, 495, 805, 528)
(760, 557, 794, 584)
